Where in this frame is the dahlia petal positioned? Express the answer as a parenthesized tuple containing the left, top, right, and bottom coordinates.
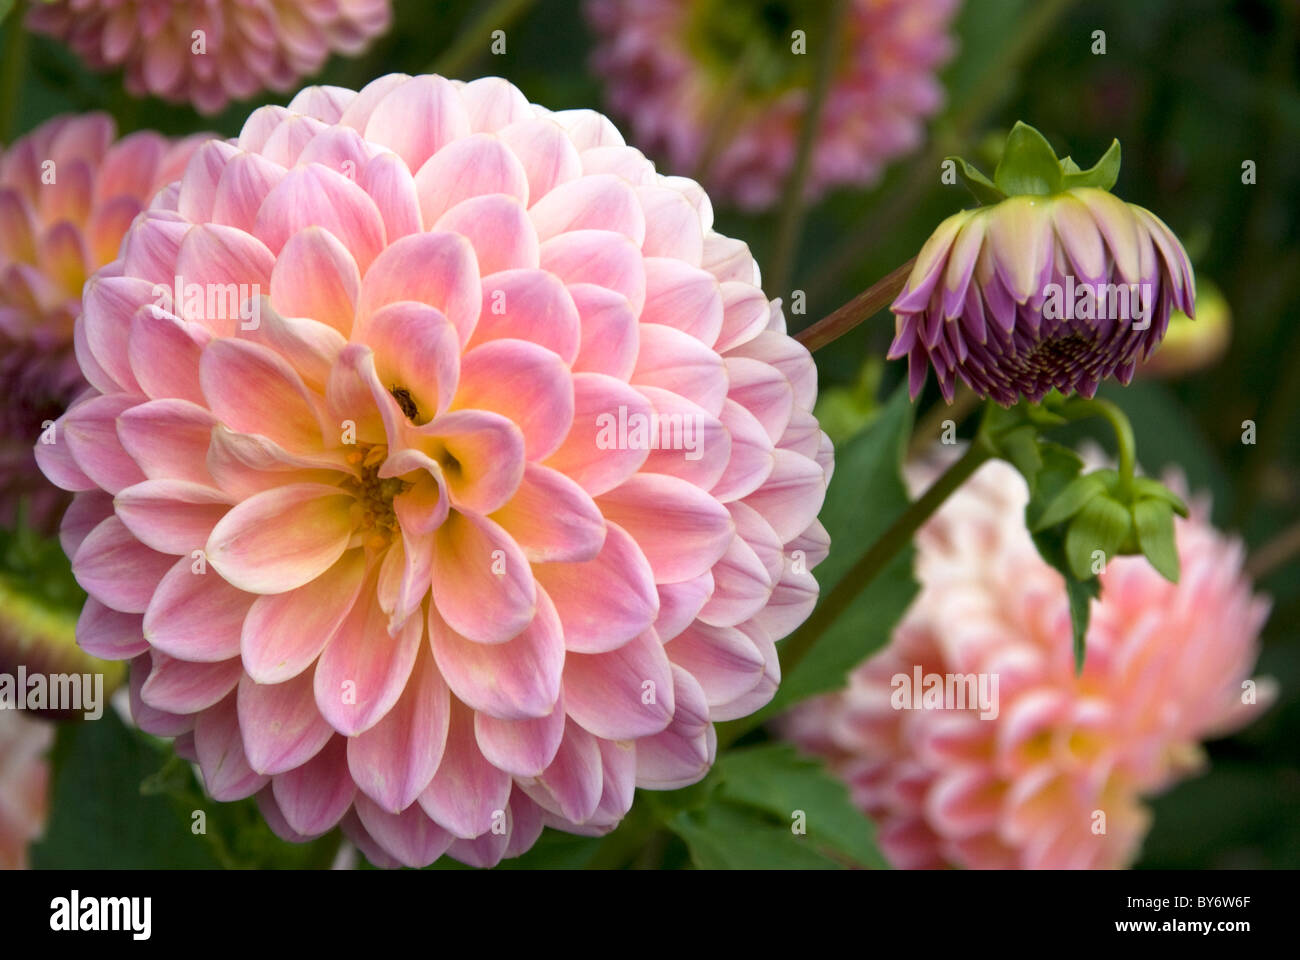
(434, 194, 539, 275)
(128, 304, 210, 404)
(638, 184, 704, 264)
(116, 399, 217, 485)
(358, 151, 423, 241)
(128, 654, 193, 737)
(596, 473, 733, 584)
(528, 719, 603, 824)
(534, 521, 658, 653)
(199, 338, 326, 453)
(73, 515, 174, 614)
(539, 229, 646, 314)
(491, 463, 605, 563)
(452, 338, 574, 461)
(143, 556, 252, 661)
(115, 479, 232, 555)
(413, 132, 530, 226)
(81, 276, 155, 392)
(173, 224, 276, 336)
(237, 668, 334, 775)
(470, 269, 581, 364)
(654, 572, 713, 643)
(418, 699, 513, 839)
(353, 795, 453, 868)
(77, 597, 147, 660)
(195, 695, 269, 802)
(459, 76, 531, 132)
(253, 164, 386, 271)
(495, 116, 583, 201)
(664, 622, 766, 709)
(543, 372, 652, 496)
(742, 448, 827, 542)
(634, 667, 715, 789)
(363, 74, 471, 172)
(634, 385, 730, 491)
(269, 226, 361, 336)
(529, 173, 645, 245)
(270, 736, 355, 836)
(430, 510, 536, 644)
(569, 282, 638, 378)
(563, 627, 674, 740)
(473, 699, 567, 778)
(211, 152, 286, 233)
(140, 651, 242, 714)
(429, 590, 562, 719)
(632, 323, 728, 417)
(347, 645, 451, 812)
(64, 394, 148, 494)
(313, 583, 422, 736)
(363, 300, 460, 420)
(641, 258, 723, 346)
(241, 548, 367, 684)
(356, 231, 480, 346)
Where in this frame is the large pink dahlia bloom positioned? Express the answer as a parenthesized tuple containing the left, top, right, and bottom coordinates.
(586, 0, 959, 211)
(28, 0, 392, 116)
(784, 456, 1270, 869)
(1, 113, 207, 530)
(36, 74, 832, 867)
(0, 711, 52, 869)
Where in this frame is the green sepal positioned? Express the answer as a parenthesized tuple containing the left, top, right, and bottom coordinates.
(1033, 471, 1109, 530)
(1065, 495, 1131, 580)
(1132, 497, 1180, 582)
(1133, 475, 1190, 517)
(1061, 139, 1121, 192)
(994, 122, 1064, 196)
(1064, 575, 1101, 674)
(946, 155, 1006, 205)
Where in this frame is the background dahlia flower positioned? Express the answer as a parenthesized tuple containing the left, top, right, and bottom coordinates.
(1, 113, 207, 531)
(0, 711, 52, 869)
(783, 455, 1271, 870)
(27, 0, 393, 115)
(36, 74, 832, 868)
(586, 0, 959, 211)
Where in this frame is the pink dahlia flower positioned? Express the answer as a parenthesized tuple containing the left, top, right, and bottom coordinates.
(1, 113, 207, 530)
(784, 456, 1271, 869)
(28, 0, 392, 116)
(586, 0, 959, 211)
(36, 74, 832, 867)
(0, 711, 53, 869)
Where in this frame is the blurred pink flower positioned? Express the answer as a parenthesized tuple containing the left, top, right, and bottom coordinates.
(1, 113, 207, 530)
(0, 711, 52, 869)
(784, 455, 1272, 869)
(37, 74, 832, 867)
(586, 0, 959, 210)
(28, 0, 392, 115)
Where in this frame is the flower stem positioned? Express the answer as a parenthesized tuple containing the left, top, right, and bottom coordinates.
(794, 257, 914, 352)
(1058, 396, 1136, 499)
(768, 0, 849, 300)
(430, 0, 536, 78)
(0, 0, 29, 143)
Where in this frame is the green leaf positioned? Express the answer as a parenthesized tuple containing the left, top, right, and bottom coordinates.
(32, 710, 221, 868)
(714, 743, 887, 868)
(993, 122, 1063, 196)
(1133, 497, 1180, 582)
(996, 424, 1044, 492)
(1064, 575, 1101, 673)
(770, 386, 918, 709)
(667, 802, 843, 870)
(945, 155, 1006, 205)
(1033, 471, 1107, 530)
(1065, 495, 1132, 580)
(1061, 139, 1122, 192)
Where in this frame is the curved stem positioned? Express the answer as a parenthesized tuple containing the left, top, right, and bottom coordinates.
(429, 0, 536, 78)
(794, 257, 913, 352)
(768, 0, 849, 299)
(1059, 396, 1135, 499)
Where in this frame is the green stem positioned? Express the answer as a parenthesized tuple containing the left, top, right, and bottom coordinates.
(718, 434, 994, 748)
(1058, 396, 1135, 499)
(429, 0, 536, 78)
(0, 0, 29, 143)
(768, 0, 849, 300)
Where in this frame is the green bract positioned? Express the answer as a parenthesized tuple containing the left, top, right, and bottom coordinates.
(948, 121, 1122, 204)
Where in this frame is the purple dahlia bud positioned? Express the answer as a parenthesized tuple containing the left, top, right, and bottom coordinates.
(889, 123, 1196, 405)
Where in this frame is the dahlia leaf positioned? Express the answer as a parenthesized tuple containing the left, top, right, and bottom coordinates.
(1062, 139, 1122, 192)
(994, 122, 1064, 197)
(668, 802, 846, 870)
(713, 743, 888, 869)
(1064, 575, 1101, 673)
(1133, 497, 1181, 582)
